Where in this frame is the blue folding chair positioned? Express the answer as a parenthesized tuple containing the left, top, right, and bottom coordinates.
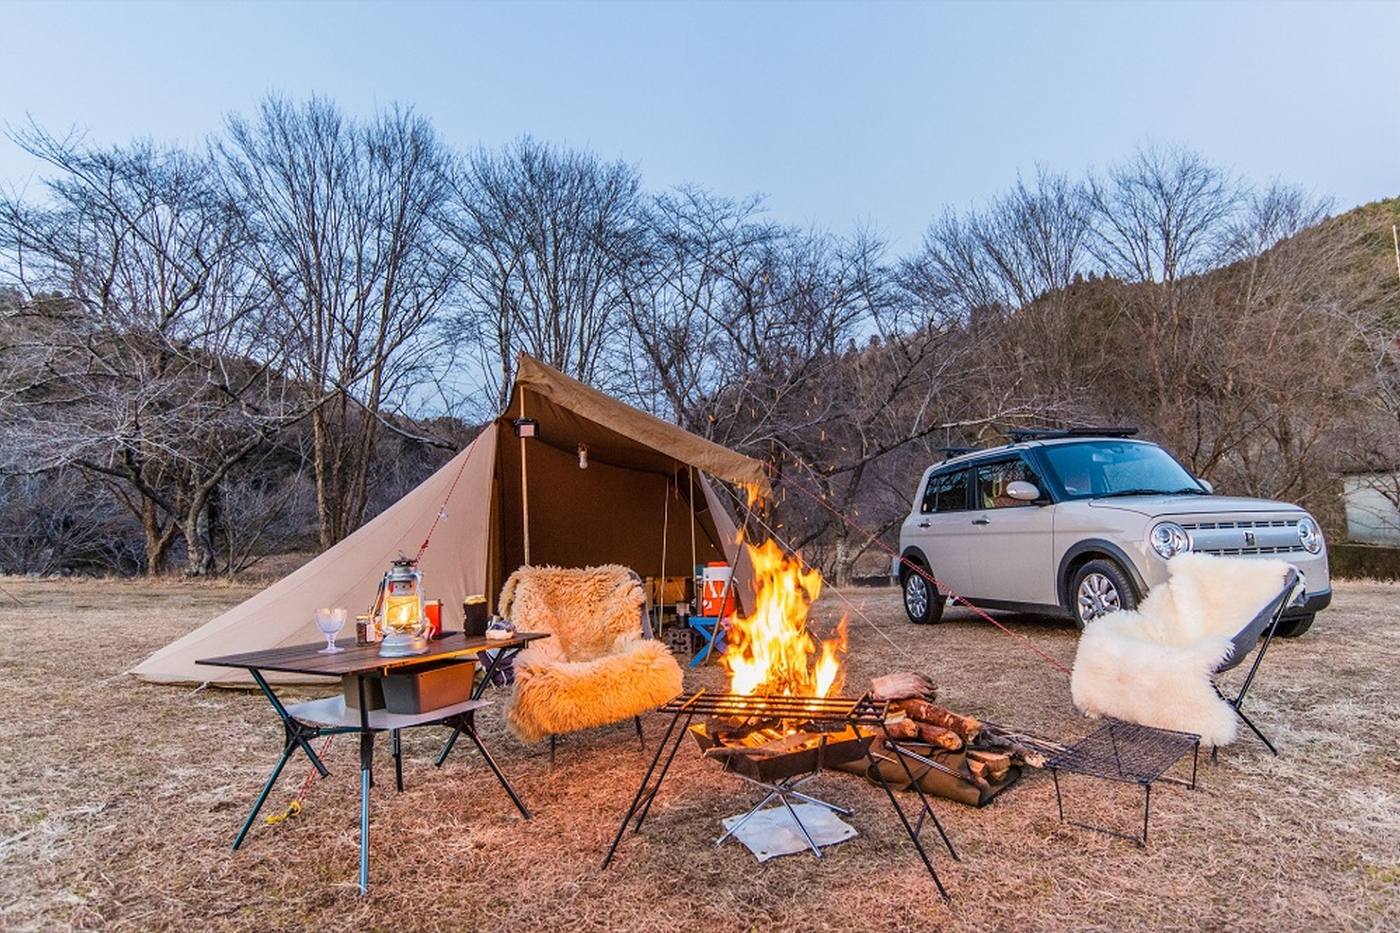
(687, 615, 726, 668)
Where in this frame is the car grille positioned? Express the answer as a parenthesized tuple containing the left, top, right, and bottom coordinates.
(1180, 518, 1307, 556)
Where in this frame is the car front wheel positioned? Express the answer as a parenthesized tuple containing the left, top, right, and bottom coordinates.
(1273, 613, 1314, 638)
(903, 569, 946, 625)
(1070, 559, 1138, 629)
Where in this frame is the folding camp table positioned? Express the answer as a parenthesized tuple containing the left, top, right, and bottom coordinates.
(198, 631, 546, 894)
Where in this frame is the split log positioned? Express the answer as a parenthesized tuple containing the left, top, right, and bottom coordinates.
(912, 722, 963, 751)
(964, 759, 992, 795)
(881, 716, 962, 751)
(881, 718, 921, 741)
(894, 699, 982, 741)
(871, 671, 938, 702)
(967, 749, 1011, 781)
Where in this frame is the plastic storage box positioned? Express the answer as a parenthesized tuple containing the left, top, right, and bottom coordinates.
(382, 659, 476, 714)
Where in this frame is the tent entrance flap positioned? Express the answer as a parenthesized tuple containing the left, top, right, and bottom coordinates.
(494, 419, 730, 583)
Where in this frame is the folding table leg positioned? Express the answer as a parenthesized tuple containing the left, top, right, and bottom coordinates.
(231, 736, 296, 851)
(359, 763, 371, 895)
(631, 711, 695, 831)
(604, 707, 687, 869)
(392, 729, 404, 792)
(357, 678, 373, 895)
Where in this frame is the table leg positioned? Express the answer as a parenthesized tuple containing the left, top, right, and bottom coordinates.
(357, 677, 373, 895)
(231, 734, 295, 851)
(392, 729, 404, 793)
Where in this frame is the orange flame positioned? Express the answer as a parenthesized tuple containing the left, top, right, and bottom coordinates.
(723, 539, 848, 698)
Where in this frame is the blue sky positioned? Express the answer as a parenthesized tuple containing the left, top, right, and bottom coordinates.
(2, 0, 1396, 253)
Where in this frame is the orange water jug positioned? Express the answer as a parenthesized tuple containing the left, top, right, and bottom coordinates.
(700, 562, 735, 617)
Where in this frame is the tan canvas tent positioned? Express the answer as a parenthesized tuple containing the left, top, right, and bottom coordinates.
(131, 355, 767, 686)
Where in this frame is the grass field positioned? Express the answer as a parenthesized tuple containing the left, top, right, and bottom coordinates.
(0, 577, 1396, 931)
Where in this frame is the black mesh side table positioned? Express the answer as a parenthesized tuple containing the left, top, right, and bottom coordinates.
(1047, 719, 1199, 846)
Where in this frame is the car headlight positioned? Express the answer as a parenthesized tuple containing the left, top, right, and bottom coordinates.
(1297, 516, 1323, 554)
(1150, 522, 1191, 559)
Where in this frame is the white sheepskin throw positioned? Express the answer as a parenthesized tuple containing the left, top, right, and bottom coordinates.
(1070, 553, 1293, 747)
(501, 565, 683, 743)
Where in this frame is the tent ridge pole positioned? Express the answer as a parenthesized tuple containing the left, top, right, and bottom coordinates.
(520, 393, 531, 566)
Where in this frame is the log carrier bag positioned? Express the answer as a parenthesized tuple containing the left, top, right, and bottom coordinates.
(835, 737, 1022, 807)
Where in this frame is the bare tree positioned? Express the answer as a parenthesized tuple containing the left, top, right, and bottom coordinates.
(220, 96, 456, 546)
(0, 130, 292, 574)
(444, 137, 644, 411)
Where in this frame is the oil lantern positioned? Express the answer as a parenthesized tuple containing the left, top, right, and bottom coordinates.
(374, 556, 429, 657)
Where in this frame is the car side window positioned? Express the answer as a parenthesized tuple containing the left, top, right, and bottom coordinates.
(921, 470, 969, 514)
(976, 459, 1043, 509)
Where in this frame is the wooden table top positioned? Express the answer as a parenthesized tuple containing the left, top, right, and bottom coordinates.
(196, 631, 548, 678)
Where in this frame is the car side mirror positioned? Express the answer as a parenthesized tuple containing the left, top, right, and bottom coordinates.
(1006, 481, 1041, 502)
(1198, 478, 1214, 494)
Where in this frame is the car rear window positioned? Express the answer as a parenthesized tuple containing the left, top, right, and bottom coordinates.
(922, 470, 969, 513)
(975, 459, 1043, 509)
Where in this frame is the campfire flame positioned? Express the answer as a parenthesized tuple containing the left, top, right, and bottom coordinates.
(723, 539, 848, 699)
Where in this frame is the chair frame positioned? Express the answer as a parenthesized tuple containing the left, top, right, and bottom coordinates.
(1211, 568, 1306, 760)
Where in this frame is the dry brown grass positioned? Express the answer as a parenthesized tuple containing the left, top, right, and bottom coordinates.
(0, 577, 1396, 931)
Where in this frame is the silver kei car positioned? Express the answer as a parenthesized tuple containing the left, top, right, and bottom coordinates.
(895, 429, 1331, 637)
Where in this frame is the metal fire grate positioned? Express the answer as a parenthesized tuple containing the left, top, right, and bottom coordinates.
(602, 689, 957, 900)
(655, 690, 887, 726)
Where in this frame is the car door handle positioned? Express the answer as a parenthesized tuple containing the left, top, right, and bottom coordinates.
(918, 521, 930, 528)
(971, 517, 990, 525)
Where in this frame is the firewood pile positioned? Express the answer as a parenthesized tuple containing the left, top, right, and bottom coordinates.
(848, 671, 1066, 805)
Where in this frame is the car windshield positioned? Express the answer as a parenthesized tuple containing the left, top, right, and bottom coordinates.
(1039, 441, 1205, 500)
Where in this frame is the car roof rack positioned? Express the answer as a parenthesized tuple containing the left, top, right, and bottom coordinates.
(1006, 426, 1140, 442)
(939, 445, 978, 460)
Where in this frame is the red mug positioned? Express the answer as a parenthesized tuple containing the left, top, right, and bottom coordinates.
(425, 599, 443, 639)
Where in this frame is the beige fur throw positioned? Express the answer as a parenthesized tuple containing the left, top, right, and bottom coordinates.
(1070, 553, 1293, 747)
(501, 564, 683, 742)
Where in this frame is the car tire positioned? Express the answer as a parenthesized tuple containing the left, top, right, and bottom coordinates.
(902, 568, 946, 625)
(1070, 559, 1138, 629)
(1273, 613, 1314, 638)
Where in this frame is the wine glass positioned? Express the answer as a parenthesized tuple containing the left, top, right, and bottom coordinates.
(315, 607, 348, 653)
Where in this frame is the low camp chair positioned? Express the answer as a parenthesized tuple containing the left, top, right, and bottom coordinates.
(1209, 565, 1306, 758)
(500, 565, 684, 763)
(1071, 553, 1305, 752)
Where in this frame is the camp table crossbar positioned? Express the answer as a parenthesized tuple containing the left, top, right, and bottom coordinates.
(197, 631, 547, 894)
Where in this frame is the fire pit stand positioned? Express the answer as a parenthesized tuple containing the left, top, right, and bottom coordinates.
(602, 690, 959, 901)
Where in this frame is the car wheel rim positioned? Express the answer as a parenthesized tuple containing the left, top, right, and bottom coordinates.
(1077, 572, 1121, 624)
(905, 576, 928, 618)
